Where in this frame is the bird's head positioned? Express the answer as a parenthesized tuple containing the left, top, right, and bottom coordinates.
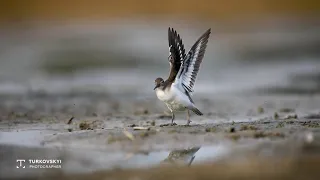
(154, 77, 164, 90)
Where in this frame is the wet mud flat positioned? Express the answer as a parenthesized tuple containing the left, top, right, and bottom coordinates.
(1, 93, 320, 179)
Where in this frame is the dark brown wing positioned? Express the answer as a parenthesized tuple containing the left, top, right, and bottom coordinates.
(166, 27, 186, 82)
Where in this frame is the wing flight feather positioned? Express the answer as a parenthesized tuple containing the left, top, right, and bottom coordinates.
(175, 28, 211, 93)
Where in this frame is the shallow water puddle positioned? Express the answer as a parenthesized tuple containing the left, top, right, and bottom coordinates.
(0, 130, 51, 147)
(71, 145, 231, 172)
(0, 127, 233, 176)
(0, 122, 253, 178)
(0, 141, 232, 178)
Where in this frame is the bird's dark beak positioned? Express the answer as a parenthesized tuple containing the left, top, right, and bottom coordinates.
(154, 84, 159, 90)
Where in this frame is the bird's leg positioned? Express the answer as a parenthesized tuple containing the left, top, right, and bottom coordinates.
(171, 112, 175, 125)
(186, 110, 191, 125)
(188, 156, 196, 166)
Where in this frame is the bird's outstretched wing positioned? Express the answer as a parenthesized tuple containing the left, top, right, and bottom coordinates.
(166, 27, 186, 82)
(175, 28, 211, 94)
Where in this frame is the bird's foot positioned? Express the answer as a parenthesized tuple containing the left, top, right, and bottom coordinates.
(171, 122, 177, 126)
(185, 120, 192, 126)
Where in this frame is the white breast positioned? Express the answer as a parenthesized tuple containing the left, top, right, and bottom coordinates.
(156, 85, 192, 104)
(155, 85, 196, 112)
(155, 88, 173, 102)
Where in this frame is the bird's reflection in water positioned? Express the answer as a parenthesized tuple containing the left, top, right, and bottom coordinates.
(161, 147, 201, 166)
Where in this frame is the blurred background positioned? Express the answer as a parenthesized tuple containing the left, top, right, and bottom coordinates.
(1, 0, 320, 97)
(1, 1, 320, 178)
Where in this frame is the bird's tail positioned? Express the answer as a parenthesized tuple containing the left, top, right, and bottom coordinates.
(190, 107, 203, 116)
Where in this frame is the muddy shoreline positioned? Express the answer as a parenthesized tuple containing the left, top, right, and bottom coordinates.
(1, 93, 320, 179)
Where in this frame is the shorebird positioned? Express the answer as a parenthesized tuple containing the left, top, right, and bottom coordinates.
(154, 27, 211, 125)
(161, 146, 201, 166)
